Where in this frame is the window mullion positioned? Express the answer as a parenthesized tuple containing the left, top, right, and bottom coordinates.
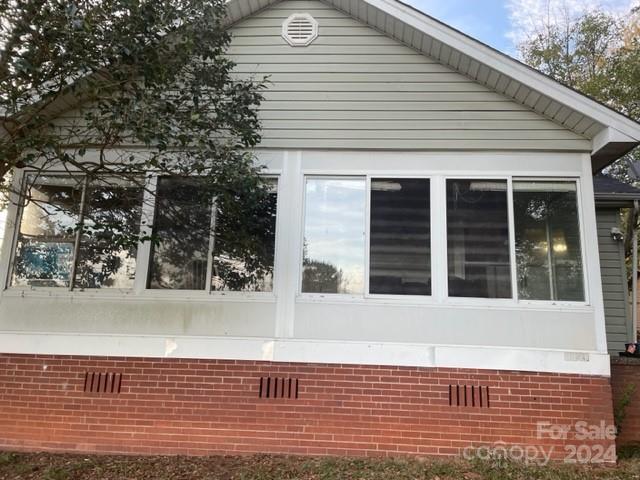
(545, 216, 556, 300)
(133, 174, 157, 294)
(2, 171, 27, 289)
(69, 175, 89, 292)
(575, 178, 590, 304)
(507, 177, 518, 301)
(205, 197, 217, 294)
(432, 176, 447, 302)
(364, 175, 371, 297)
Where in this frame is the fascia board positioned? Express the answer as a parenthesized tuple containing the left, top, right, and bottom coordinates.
(359, 0, 640, 141)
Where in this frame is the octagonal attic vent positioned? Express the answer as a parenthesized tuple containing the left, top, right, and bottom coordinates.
(282, 13, 318, 46)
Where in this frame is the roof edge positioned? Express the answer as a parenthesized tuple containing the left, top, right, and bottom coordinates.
(357, 0, 640, 142)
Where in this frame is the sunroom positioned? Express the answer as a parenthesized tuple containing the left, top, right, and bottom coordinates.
(0, 150, 611, 374)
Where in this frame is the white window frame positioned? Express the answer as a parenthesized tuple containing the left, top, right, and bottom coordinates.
(298, 174, 367, 301)
(5, 170, 143, 295)
(365, 174, 434, 301)
(4, 170, 281, 301)
(140, 172, 280, 300)
(0, 162, 590, 309)
(297, 172, 589, 308)
(442, 174, 512, 306)
(510, 176, 589, 307)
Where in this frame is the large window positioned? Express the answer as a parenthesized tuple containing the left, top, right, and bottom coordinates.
(369, 178, 430, 295)
(513, 181, 584, 301)
(8, 171, 587, 305)
(12, 175, 143, 289)
(302, 176, 431, 296)
(446, 179, 511, 298)
(148, 177, 277, 292)
(302, 178, 366, 294)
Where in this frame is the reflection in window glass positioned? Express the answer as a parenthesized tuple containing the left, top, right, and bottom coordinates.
(75, 178, 144, 289)
(148, 176, 278, 291)
(211, 179, 278, 292)
(447, 179, 511, 298)
(12, 176, 83, 288)
(148, 177, 212, 290)
(513, 181, 584, 301)
(302, 178, 365, 294)
(369, 178, 430, 295)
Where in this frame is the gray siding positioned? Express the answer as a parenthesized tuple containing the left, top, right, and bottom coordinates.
(228, 0, 591, 151)
(597, 207, 632, 353)
(50, 0, 592, 151)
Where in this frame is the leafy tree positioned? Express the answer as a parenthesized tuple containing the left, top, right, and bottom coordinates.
(302, 259, 345, 294)
(0, 0, 273, 289)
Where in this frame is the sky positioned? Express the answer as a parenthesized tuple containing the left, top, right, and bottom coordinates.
(403, 0, 638, 57)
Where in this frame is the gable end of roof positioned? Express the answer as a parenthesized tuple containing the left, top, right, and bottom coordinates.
(226, 0, 640, 170)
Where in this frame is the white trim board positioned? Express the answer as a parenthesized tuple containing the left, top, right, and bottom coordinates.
(0, 332, 611, 377)
(353, 0, 640, 139)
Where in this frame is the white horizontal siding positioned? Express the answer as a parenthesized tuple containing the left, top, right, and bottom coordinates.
(229, 0, 591, 151)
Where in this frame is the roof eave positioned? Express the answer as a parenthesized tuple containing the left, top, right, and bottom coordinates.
(594, 195, 639, 207)
(591, 127, 640, 173)
(359, 0, 640, 144)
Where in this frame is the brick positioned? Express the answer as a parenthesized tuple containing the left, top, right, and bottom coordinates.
(0, 353, 616, 462)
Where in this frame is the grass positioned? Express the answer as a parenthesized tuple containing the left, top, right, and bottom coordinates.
(1, 451, 640, 479)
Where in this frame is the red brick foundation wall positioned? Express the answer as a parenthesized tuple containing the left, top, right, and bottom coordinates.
(0, 354, 615, 460)
(611, 357, 640, 446)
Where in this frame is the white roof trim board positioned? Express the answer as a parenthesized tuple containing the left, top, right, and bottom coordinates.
(225, 0, 640, 171)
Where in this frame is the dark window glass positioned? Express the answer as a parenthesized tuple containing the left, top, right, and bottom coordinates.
(369, 178, 430, 295)
(75, 178, 143, 289)
(148, 177, 278, 291)
(446, 179, 511, 298)
(148, 177, 212, 290)
(513, 181, 584, 301)
(211, 179, 278, 292)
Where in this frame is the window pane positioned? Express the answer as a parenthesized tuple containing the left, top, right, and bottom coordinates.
(447, 179, 511, 298)
(513, 181, 584, 301)
(11, 176, 83, 288)
(74, 178, 144, 289)
(369, 178, 430, 295)
(302, 178, 365, 294)
(211, 179, 278, 292)
(148, 177, 212, 290)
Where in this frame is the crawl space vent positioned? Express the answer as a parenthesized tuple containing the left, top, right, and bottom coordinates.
(259, 377, 299, 399)
(282, 13, 318, 46)
(84, 371, 122, 394)
(449, 384, 490, 408)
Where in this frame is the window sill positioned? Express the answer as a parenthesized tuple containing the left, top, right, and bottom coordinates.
(1, 287, 277, 303)
(295, 293, 593, 311)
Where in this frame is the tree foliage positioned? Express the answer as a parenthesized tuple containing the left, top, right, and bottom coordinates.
(519, 7, 640, 180)
(0, 0, 272, 289)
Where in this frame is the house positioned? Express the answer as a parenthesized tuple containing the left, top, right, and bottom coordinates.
(594, 174, 640, 353)
(1, 0, 640, 460)
(593, 174, 640, 450)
